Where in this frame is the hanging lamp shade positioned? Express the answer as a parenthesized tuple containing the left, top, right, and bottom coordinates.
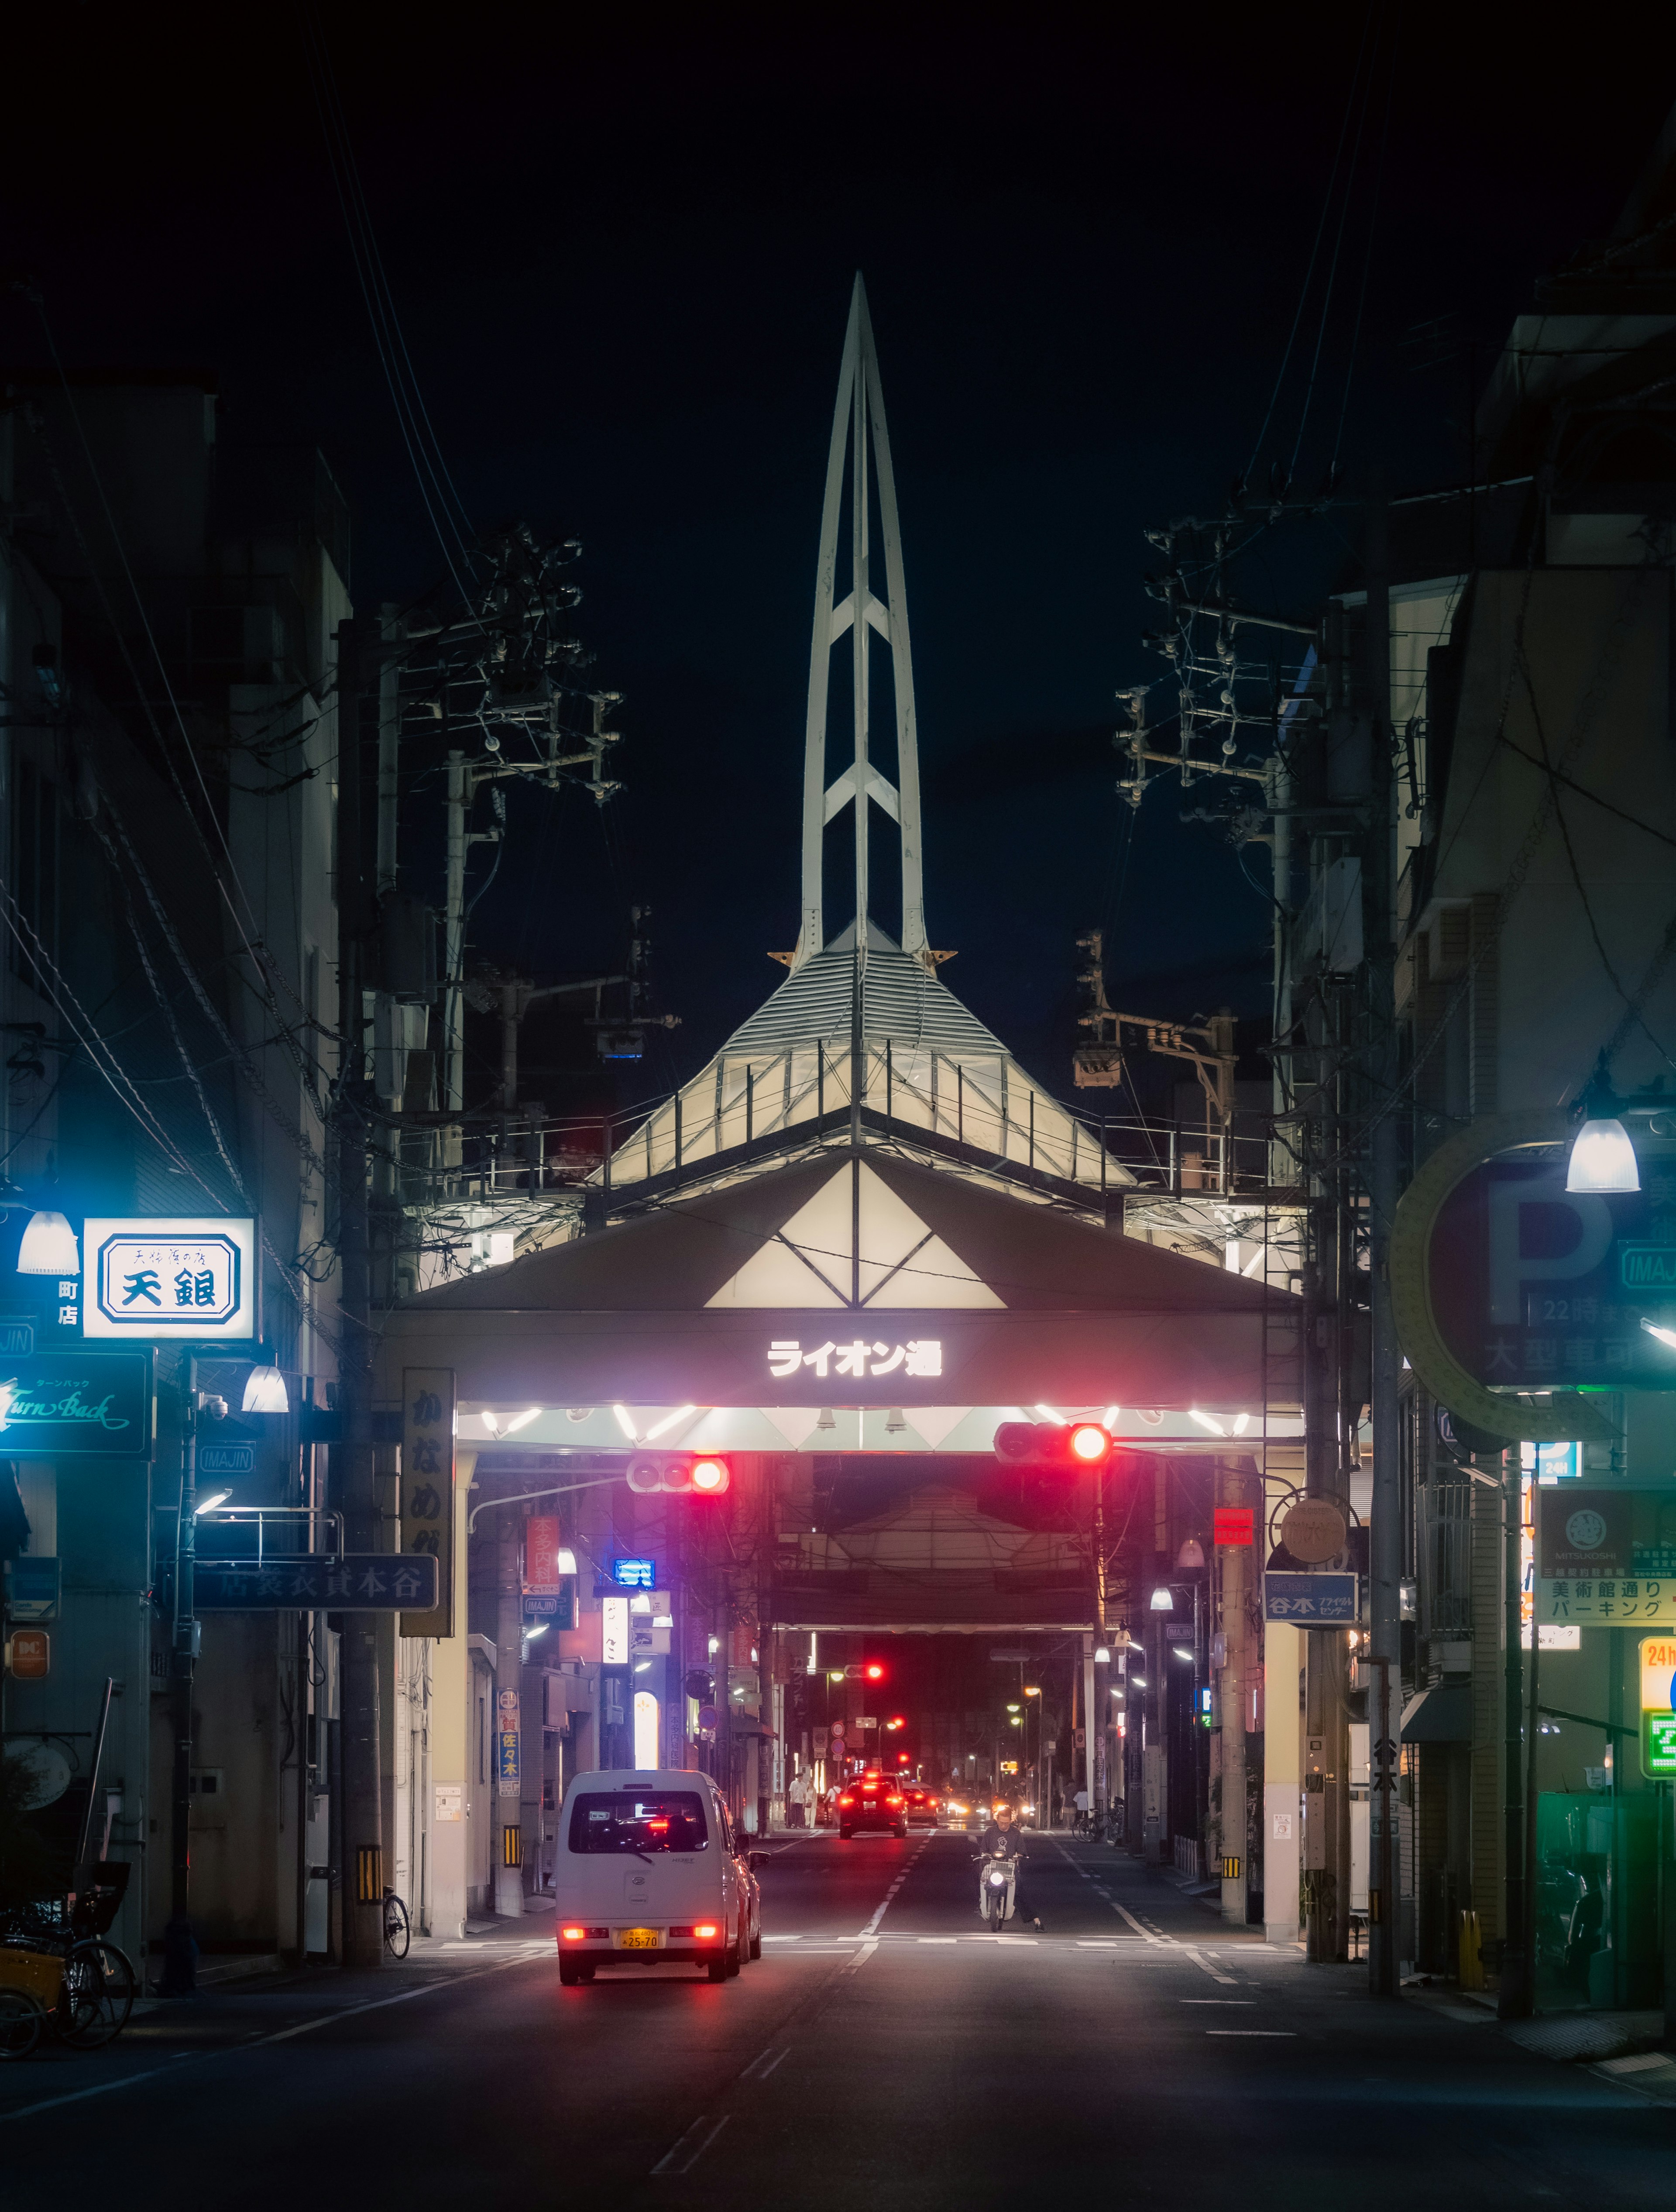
(241, 1365, 290, 1414)
(17, 1210, 79, 1275)
(1566, 1115, 1639, 1194)
(1176, 1537, 1207, 1571)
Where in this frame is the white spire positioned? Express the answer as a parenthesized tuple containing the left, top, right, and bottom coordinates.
(793, 274, 928, 970)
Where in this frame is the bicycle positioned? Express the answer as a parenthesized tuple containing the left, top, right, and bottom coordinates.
(0, 1928, 135, 2059)
(381, 1888, 410, 1960)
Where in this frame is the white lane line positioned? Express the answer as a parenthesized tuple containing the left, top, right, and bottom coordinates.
(842, 1938, 879, 1974)
(1110, 1900, 1168, 1947)
(1075, 1940, 1121, 1948)
(739, 2045, 791, 2083)
(1181, 1999, 1254, 2006)
(1207, 2030, 1296, 2037)
(1182, 1947, 1238, 1986)
(918, 1937, 958, 1944)
(651, 2114, 732, 2176)
(857, 1836, 930, 1937)
(0, 1952, 541, 2126)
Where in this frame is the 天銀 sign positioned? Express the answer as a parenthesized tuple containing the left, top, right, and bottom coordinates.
(82, 1218, 256, 1341)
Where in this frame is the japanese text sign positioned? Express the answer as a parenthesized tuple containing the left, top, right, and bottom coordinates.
(401, 1368, 455, 1637)
(768, 1337, 942, 1381)
(1213, 1507, 1254, 1547)
(524, 1514, 564, 1595)
(1539, 1490, 1631, 1577)
(1428, 1163, 1676, 1392)
(1641, 1636, 1676, 1778)
(1264, 1572, 1359, 1624)
(83, 1218, 256, 1341)
(602, 1594, 631, 1666)
(192, 1555, 439, 1610)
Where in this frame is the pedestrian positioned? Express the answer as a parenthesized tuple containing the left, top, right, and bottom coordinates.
(1073, 1785, 1089, 1837)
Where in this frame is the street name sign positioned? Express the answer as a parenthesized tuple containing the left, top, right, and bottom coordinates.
(193, 1555, 439, 1610)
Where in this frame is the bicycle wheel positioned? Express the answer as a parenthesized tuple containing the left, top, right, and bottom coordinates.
(0, 1988, 43, 2060)
(59, 1940, 136, 2050)
(382, 1893, 410, 1961)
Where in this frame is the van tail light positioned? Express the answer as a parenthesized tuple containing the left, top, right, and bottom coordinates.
(838, 1794, 855, 1807)
(694, 1923, 721, 1940)
(560, 1926, 586, 1941)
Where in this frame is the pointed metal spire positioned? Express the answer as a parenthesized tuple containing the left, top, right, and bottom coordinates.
(793, 275, 927, 971)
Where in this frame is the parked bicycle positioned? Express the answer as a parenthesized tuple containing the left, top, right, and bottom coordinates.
(381, 1888, 410, 1960)
(0, 1876, 137, 2060)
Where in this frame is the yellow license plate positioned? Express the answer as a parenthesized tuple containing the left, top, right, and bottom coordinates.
(617, 1928, 661, 1950)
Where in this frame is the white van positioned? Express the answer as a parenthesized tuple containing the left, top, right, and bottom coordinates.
(552, 1768, 763, 1985)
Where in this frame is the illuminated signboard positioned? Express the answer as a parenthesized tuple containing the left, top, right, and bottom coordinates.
(83, 1218, 256, 1341)
(611, 1557, 656, 1589)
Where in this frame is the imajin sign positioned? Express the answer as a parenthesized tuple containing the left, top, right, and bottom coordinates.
(83, 1218, 257, 1341)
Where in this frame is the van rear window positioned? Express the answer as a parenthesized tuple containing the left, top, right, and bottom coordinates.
(568, 1791, 710, 1854)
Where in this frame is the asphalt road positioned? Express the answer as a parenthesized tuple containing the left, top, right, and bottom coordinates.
(3, 1832, 1672, 2207)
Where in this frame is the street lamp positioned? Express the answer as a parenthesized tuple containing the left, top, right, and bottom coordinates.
(1149, 1587, 1173, 1612)
(1566, 1060, 1641, 1193)
(241, 1365, 290, 1414)
(16, 1209, 77, 1274)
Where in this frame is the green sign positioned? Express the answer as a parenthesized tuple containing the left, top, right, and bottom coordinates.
(1620, 1245, 1676, 1292)
(1643, 1710, 1676, 1779)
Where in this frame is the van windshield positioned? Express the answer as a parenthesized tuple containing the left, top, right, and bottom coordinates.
(568, 1790, 710, 1854)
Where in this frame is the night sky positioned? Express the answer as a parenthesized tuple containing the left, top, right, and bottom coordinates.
(8, 7, 1673, 1110)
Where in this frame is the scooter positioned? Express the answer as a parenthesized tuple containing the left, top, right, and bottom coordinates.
(974, 1848, 1021, 1931)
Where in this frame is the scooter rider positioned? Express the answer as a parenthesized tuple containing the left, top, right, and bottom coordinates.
(976, 1803, 1042, 1930)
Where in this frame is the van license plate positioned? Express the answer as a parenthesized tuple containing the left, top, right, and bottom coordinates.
(617, 1928, 660, 1950)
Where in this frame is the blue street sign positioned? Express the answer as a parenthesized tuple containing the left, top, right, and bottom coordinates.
(199, 1443, 255, 1478)
(611, 1557, 656, 1589)
(192, 1554, 439, 1610)
(1264, 1571, 1359, 1624)
(3, 1555, 59, 1621)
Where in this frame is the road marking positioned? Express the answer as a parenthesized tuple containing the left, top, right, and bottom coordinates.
(1181, 1999, 1254, 2006)
(858, 1837, 930, 1937)
(1206, 2030, 1296, 2037)
(652, 2114, 732, 2176)
(0, 1951, 542, 2126)
(842, 1938, 879, 1974)
(1182, 1947, 1238, 1986)
(918, 1937, 958, 1944)
(740, 2045, 791, 2083)
(1075, 1940, 1121, 1948)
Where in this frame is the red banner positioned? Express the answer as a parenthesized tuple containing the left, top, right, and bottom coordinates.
(1213, 1506, 1254, 1547)
(524, 1514, 563, 1594)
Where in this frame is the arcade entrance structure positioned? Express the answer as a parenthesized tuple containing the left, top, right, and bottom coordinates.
(377, 278, 1304, 1923)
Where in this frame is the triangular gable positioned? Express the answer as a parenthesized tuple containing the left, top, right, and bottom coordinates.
(704, 1159, 1004, 1310)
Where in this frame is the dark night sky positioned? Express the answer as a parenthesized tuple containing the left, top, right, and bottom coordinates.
(8, 7, 1674, 1108)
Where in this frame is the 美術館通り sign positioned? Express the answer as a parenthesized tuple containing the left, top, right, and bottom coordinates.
(1427, 1161, 1676, 1391)
(1537, 1488, 1676, 1627)
(0, 1351, 152, 1457)
(82, 1218, 256, 1341)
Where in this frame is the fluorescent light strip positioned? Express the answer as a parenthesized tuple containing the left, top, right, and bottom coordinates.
(504, 1407, 542, 1435)
(1189, 1409, 1226, 1436)
(612, 1404, 639, 1442)
(643, 1404, 698, 1441)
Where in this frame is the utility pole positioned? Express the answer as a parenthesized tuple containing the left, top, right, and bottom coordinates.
(1091, 1467, 1108, 1832)
(1499, 1453, 1528, 2016)
(1219, 1456, 1249, 1926)
(443, 749, 467, 1127)
(334, 615, 385, 1972)
(1364, 486, 1403, 1996)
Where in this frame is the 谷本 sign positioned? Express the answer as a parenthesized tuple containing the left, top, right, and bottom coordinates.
(83, 1218, 256, 1341)
(192, 1555, 440, 1610)
(1264, 1572, 1359, 1624)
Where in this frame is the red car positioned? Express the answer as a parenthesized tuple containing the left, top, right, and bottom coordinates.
(837, 1775, 907, 1838)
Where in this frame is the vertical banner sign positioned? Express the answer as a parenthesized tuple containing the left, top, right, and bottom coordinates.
(497, 1687, 520, 1799)
(524, 1516, 562, 1593)
(601, 1595, 631, 1666)
(401, 1367, 456, 1637)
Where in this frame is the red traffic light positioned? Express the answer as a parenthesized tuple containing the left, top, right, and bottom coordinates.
(627, 1452, 732, 1494)
(993, 1420, 1112, 1469)
(864, 1661, 885, 1681)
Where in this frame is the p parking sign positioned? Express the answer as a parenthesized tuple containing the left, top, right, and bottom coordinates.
(1639, 1635, 1676, 1779)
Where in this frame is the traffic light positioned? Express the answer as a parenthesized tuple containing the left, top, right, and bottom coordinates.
(992, 1420, 1112, 1469)
(626, 1452, 731, 1494)
(864, 1661, 885, 1682)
